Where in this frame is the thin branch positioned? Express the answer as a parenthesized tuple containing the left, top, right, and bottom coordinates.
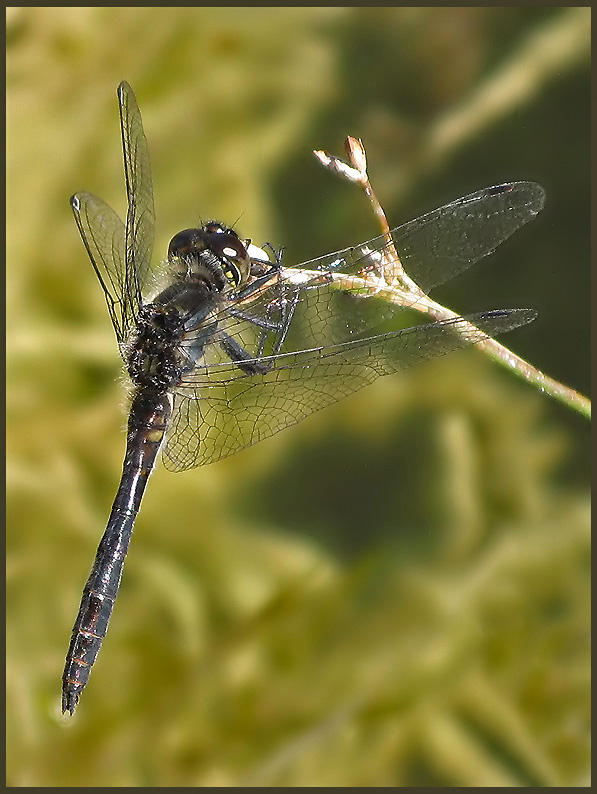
(313, 138, 590, 420)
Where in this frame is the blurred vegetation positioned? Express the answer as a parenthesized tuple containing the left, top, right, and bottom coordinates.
(7, 6, 589, 787)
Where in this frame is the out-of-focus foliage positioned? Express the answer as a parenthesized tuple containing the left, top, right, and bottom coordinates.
(7, 6, 589, 787)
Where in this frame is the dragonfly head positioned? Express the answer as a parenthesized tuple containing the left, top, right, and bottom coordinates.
(168, 223, 251, 291)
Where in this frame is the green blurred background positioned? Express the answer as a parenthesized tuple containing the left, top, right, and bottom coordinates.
(7, 7, 590, 787)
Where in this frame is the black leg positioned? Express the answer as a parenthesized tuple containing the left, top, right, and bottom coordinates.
(219, 332, 271, 376)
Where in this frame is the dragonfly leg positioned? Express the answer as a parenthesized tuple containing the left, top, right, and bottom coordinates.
(227, 305, 281, 332)
(219, 332, 271, 375)
(226, 280, 298, 359)
(251, 286, 299, 358)
(270, 289, 300, 355)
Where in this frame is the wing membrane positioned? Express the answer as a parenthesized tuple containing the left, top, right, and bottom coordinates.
(297, 182, 545, 293)
(163, 308, 535, 470)
(70, 191, 127, 345)
(118, 80, 155, 326)
(197, 181, 545, 356)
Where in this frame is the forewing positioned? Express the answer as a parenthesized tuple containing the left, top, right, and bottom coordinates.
(70, 191, 128, 346)
(392, 182, 545, 292)
(181, 184, 543, 380)
(163, 308, 535, 471)
(118, 80, 155, 325)
(296, 182, 545, 293)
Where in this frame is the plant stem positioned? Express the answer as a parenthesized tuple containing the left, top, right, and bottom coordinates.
(312, 138, 590, 420)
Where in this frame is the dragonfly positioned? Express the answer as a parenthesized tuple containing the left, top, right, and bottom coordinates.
(62, 80, 545, 715)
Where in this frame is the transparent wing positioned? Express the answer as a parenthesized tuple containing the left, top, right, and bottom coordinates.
(199, 180, 546, 354)
(297, 182, 545, 293)
(161, 181, 545, 471)
(177, 179, 545, 362)
(70, 191, 128, 346)
(118, 80, 155, 326)
(163, 308, 536, 471)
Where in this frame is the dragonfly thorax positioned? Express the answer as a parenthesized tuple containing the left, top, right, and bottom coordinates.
(167, 222, 251, 292)
(126, 304, 185, 392)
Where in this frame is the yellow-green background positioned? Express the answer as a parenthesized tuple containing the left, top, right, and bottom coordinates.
(7, 7, 590, 787)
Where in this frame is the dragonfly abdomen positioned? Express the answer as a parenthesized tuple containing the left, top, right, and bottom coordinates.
(61, 393, 172, 714)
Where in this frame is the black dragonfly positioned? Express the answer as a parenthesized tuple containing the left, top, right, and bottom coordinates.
(62, 81, 544, 714)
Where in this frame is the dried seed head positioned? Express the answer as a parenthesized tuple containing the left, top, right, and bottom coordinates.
(344, 136, 367, 175)
(313, 148, 363, 183)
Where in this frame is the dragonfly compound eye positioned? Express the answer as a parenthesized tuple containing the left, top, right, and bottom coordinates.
(168, 226, 251, 289)
(167, 229, 204, 261)
(203, 229, 251, 288)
